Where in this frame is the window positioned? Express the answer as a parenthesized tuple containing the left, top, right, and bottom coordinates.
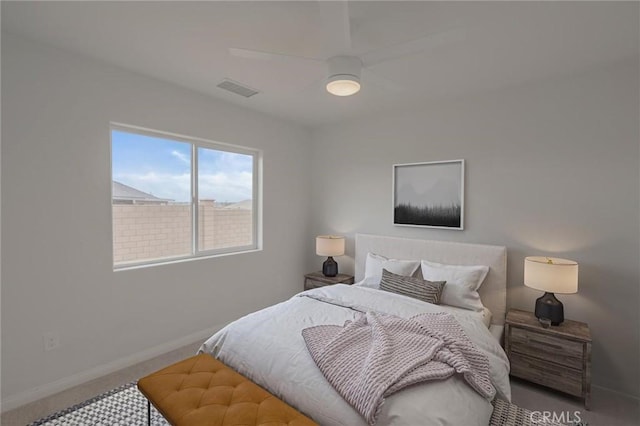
(111, 124, 260, 268)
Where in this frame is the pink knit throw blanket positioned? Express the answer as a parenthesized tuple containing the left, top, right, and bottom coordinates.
(302, 311, 496, 425)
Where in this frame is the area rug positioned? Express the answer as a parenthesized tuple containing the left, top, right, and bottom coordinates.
(29, 382, 563, 426)
(28, 383, 167, 426)
(490, 398, 565, 426)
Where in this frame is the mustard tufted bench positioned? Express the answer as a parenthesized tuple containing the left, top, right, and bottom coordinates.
(137, 354, 318, 426)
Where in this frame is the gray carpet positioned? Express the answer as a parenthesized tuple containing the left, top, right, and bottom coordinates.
(29, 382, 564, 426)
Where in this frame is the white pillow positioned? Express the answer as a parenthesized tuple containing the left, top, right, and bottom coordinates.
(358, 252, 420, 289)
(420, 259, 489, 311)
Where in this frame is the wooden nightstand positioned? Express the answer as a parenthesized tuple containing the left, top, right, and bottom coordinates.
(304, 271, 354, 290)
(505, 309, 592, 409)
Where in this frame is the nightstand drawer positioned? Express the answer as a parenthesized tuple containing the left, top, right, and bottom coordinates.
(510, 352, 583, 396)
(304, 272, 354, 291)
(510, 328, 583, 369)
(305, 279, 329, 290)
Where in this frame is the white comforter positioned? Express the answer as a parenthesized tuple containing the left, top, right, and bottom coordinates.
(199, 284, 511, 426)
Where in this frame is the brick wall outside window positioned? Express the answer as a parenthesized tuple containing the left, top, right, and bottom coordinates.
(113, 202, 252, 265)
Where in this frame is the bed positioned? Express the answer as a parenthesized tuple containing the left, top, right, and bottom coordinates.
(199, 234, 510, 426)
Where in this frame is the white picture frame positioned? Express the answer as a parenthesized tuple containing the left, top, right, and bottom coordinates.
(393, 159, 465, 230)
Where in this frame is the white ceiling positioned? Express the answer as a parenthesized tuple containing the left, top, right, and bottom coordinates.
(2, 1, 638, 127)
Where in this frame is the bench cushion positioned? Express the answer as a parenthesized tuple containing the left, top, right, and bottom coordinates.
(138, 354, 317, 426)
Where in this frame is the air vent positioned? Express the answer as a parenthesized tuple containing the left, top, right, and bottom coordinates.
(216, 79, 259, 98)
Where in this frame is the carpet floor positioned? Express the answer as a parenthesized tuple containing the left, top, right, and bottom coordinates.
(27, 382, 564, 426)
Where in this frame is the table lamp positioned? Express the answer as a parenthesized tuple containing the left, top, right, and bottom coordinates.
(524, 256, 578, 326)
(316, 235, 345, 277)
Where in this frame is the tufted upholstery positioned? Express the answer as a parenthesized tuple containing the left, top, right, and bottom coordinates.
(138, 354, 318, 426)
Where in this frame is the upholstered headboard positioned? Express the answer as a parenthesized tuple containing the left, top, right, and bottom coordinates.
(355, 234, 507, 326)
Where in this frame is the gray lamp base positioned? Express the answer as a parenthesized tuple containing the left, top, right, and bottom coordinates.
(322, 256, 338, 277)
(534, 292, 564, 326)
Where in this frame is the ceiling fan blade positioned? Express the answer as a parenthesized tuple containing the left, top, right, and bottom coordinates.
(290, 77, 327, 96)
(362, 68, 404, 92)
(317, 0, 352, 52)
(361, 27, 467, 67)
(228, 47, 321, 65)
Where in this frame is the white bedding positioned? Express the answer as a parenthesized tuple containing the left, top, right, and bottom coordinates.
(199, 284, 511, 426)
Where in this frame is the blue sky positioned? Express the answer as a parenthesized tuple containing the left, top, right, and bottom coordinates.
(112, 130, 252, 203)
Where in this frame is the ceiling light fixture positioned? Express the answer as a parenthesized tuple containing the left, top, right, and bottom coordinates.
(326, 75, 361, 96)
(325, 56, 362, 97)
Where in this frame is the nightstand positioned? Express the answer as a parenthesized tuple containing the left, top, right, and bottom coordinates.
(304, 271, 354, 290)
(505, 309, 592, 409)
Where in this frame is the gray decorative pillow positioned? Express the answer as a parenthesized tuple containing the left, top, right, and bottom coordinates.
(380, 268, 446, 304)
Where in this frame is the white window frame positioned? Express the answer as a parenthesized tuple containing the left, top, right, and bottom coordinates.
(111, 123, 262, 270)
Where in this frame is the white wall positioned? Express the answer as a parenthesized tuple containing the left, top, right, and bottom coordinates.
(308, 58, 640, 398)
(1, 34, 312, 406)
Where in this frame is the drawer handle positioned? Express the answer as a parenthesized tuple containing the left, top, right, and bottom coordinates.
(529, 338, 563, 350)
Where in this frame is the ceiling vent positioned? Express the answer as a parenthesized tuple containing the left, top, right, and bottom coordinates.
(216, 79, 259, 98)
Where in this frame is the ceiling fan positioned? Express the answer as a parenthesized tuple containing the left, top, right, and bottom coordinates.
(228, 2, 466, 96)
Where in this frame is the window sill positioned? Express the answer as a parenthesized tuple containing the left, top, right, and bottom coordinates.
(113, 247, 262, 272)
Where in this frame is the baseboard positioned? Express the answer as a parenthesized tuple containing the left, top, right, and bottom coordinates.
(592, 384, 640, 401)
(1, 324, 225, 413)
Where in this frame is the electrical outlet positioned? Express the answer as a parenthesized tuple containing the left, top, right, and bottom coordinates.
(43, 331, 60, 351)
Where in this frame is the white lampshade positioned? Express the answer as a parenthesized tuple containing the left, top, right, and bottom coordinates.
(316, 235, 345, 257)
(524, 256, 578, 294)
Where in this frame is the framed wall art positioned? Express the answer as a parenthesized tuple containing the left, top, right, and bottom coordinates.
(393, 159, 464, 230)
